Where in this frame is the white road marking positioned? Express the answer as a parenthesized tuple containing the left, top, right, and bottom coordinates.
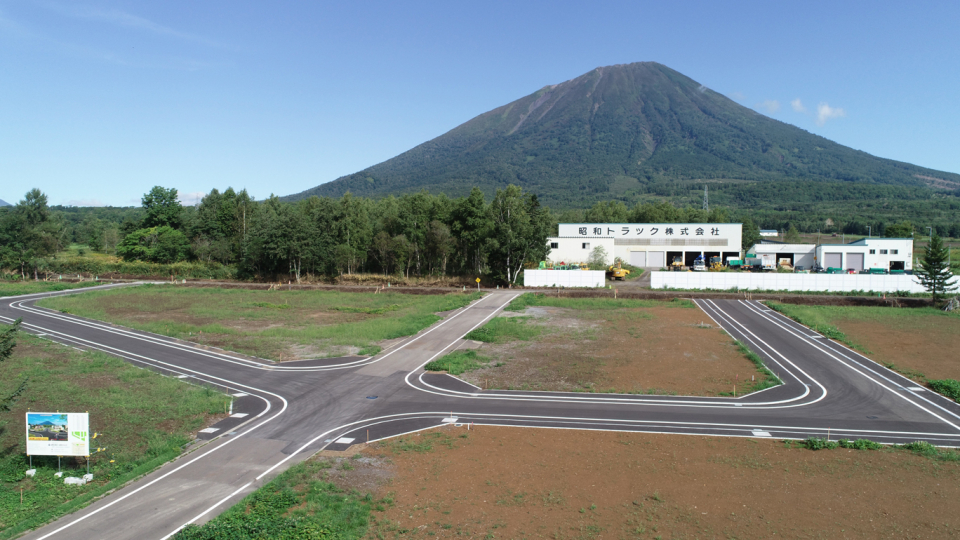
(441, 417, 457, 423)
(751, 430, 772, 437)
(198, 428, 219, 434)
(231, 392, 248, 397)
(230, 413, 248, 418)
(335, 437, 354, 444)
(158, 482, 252, 540)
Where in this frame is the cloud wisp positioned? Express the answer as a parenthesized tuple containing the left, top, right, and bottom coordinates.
(756, 100, 780, 114)
(816, 102, 846, 125)
(38, 1, 226, 49)
(791, 98, 806, 113)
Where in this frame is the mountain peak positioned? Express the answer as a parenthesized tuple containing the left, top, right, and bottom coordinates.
(285, 62, 959, 207)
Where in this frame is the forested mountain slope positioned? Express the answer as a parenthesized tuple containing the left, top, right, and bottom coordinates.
(286, 62, 960, 207)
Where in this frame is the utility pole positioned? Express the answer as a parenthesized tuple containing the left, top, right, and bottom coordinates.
(867, 226, 871, 238)
(702, 185, 709, 212)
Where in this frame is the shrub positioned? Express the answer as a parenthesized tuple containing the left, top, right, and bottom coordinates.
(928, 379, 960, 402)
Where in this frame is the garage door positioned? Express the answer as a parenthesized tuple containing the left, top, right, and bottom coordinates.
(648, 251, 665, 268)
(824, 252, 842, 268)
(847, 253, 864, 271)
(630, 251, 646, 267)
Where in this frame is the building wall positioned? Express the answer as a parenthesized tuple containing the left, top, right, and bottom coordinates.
(548, 223, 742, 268)
(751, 243, 817, 269)
(815, 238, 913, 271)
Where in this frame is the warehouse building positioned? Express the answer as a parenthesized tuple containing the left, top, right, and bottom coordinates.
(749, 237, 914, 271)
(547, 223, 743, 268)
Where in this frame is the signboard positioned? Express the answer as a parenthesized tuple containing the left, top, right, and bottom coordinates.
(558, 223, 741, 240)
(26, 412, 90, 457)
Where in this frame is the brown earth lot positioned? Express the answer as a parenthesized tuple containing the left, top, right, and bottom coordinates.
(333, 426, 960, 539)
(834, 316, 960, 382)
(462, 304, 758, 396)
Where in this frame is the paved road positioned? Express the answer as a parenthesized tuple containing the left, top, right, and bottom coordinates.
(3, 284, 959, 540)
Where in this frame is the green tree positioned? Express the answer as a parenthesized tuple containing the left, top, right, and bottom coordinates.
(488, 185, 551, 284)
(884, 220, 914, 238)
(1, 318, 28, 411)
(741, 217, 762, 252)
(450, 187, 491, 276)
(784, 225, 801, 243)
(142, 186, 183, 229)
(6, 189, 63, 279)
(588, 245, 609, 269)
(915, 234, 958, 305)
(117, 226, 191, 263)
(584, 200, 628, 223)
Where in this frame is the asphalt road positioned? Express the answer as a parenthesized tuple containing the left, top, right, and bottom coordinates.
(3, 284, 959, 540)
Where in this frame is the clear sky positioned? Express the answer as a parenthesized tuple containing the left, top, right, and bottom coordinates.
(2, 1, 958, 207)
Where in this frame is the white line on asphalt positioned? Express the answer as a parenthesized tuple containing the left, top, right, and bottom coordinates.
(158, 482, 253, 540)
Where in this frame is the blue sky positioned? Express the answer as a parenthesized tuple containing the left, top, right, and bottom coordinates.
(2, 1, 958, 207)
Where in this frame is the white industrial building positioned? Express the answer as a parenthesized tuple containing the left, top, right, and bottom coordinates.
(749, 237, 913, 271)
(547, 223, 743, 268)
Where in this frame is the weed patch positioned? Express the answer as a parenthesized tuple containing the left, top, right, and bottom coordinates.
(0, 281, 102, 298)
(0, 336, 226, 539)
(425, 350, 490, 375)
(37, 286, 481, 361)
(466, 316, 542, 343)
(174, 459, 377, 539)
(716, 341, 781, 396)
(506, 293, 692, 312)
(928, 379, 960, 402)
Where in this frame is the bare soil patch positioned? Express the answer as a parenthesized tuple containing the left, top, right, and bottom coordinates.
(339, 426, 960, 539)
(835, 316, 960, 381)
(464, 304, 755, 396)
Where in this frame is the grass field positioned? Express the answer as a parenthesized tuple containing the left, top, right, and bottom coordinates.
(767, 301, 960, 384)
(0, 335, 227, 539)
(36, 285, 481, 361)
(429, 294, 774, 396)
(0, 281, 102, 298)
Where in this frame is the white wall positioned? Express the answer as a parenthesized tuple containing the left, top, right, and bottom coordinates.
(650, 271, 926, 293)
(524, 270, 607, 288)
(546, 237, 615, 266)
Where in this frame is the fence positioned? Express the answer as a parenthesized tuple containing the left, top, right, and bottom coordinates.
(650, 271, 926, 293)
(523, 270, 607, 288)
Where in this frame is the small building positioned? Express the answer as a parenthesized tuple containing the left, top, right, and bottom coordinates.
(749, 240, 816, 269)
(759, 229, 779, 237)
(815, 238, 913, 272)
(547, 223, 743, 268)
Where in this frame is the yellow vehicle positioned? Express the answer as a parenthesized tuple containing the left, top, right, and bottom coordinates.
(709, 256, 724, 271)
(670, 256, 684, 271)
(607, 261, 631, 280)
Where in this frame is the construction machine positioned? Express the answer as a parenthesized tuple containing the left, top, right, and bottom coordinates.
(607, 261, 631, 281)
(708, 256, 724, 271)
(670, 256, 684, 271)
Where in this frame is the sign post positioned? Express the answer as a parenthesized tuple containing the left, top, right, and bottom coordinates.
(475, 277, 480, 290)
(26, 412, 90, 459)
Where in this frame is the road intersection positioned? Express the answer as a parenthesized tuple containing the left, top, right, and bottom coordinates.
(2, 284, 959, 539)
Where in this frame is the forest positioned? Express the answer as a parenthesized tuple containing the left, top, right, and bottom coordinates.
(2, 183, 956, 284)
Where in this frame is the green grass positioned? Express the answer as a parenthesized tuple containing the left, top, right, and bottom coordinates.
(425, 350, 490, 375)
(465, 316, 542, 343)
(505, 293, 693, 312)
(0, 281, 102, 298)
(791, 437, 960, 461)
(0, 335, 227, 539)
(717, 341, 782, 396)
(36, 286, 481, 361)
(173, 459, 377, 540)
(928, 379, 960, 403)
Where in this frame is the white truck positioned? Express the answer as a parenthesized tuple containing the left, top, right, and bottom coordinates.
(760, 253, 777, 271)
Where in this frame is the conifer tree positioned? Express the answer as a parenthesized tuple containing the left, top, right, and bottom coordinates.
(915, 234, 957, 305)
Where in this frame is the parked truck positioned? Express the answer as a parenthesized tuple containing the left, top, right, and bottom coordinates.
(760, 253, 777, 271)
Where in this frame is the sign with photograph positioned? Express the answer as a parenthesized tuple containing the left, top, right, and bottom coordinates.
(26, 412, 90, 457)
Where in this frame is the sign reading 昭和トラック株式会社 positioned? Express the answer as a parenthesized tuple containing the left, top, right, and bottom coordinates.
(26, 412, 90, 457)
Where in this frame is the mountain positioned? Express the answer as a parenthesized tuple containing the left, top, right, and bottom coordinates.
(0, 199, 11, 207)
(286, 62, 960, 207)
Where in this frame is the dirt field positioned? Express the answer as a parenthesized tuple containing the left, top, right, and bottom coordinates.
(768, 303, 960, 383)
(460, 300, 760, 396)
(834, 316, 960, 382)
(325, 426, 960, 539)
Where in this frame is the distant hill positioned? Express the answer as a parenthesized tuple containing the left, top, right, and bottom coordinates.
(285, 62, 960, 207)
(0, 199, 10, 207)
